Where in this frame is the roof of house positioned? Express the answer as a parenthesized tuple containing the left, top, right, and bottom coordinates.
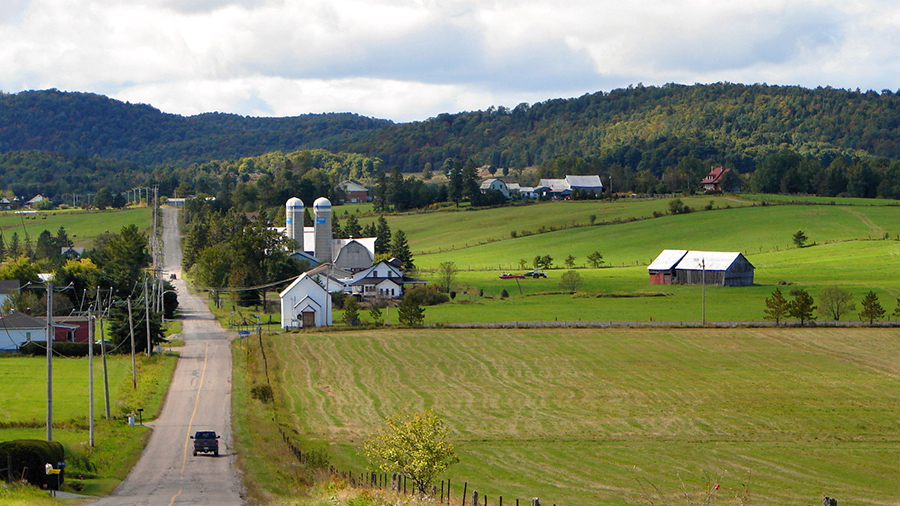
(480, 178, 506, 190)
(700, 167, 730, 184)
(538, 179, 570, 193)
(340, 180, 368, 193)
(0, 311, 47, 330)
(0, 280, 20, 294)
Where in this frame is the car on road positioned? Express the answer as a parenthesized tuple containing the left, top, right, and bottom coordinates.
(190, 430, 221, 456)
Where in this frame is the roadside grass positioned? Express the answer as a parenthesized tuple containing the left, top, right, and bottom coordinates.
(0, 352, 178, 498)
(0, 207, 152, 249)
(264, 327, 900, 505)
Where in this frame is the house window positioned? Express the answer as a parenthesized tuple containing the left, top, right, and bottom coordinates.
(26, 332, 31, 339)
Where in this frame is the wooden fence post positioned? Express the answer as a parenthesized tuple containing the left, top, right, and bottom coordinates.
(461, 482, 467, 506)
(473, 491, 478, 506)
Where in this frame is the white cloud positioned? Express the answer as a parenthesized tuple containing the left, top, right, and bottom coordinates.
(2, 0, 900, 121)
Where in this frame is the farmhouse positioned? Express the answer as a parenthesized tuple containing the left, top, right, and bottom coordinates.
(700, 167, 738, 193)
(0, 311, 46, 351)
(339, 180, 369, 203)
(648, 250, 754, 286)
(346, 260, 426, 300)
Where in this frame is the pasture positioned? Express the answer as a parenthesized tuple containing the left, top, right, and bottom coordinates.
(0, 207, 152, 249)
(267, 326, 900, 505)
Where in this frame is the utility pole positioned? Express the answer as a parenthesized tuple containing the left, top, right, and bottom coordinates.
(144, 276, 151, 357)
(701, 258, 707, 325)
(88, 304, 95, 447)
(46, 281, 53, 441)
(127, 297, 136, 390)
(97, 290, 111, 419)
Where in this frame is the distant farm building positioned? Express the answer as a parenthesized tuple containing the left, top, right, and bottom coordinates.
(537, 175, 604, 198)
(480, 178, 510, 198)
(648, 250, 754, 286)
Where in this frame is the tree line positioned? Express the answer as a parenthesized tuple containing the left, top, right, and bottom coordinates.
(764, 287, 899, 325)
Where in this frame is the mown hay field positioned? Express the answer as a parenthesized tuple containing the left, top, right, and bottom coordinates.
(268, 327, 900, 505)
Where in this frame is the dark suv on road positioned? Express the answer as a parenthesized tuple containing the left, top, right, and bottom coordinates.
(190, 430, 220, 456)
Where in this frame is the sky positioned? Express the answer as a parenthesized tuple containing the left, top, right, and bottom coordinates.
(1, 0, 899, 123)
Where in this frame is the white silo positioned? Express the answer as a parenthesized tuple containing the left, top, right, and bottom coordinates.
(285, 197, 304, 252)
(313, 197, 333, 262)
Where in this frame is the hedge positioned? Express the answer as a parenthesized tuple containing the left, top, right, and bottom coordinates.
(0, 439, 65, 487)
(17, 341, 110, 357)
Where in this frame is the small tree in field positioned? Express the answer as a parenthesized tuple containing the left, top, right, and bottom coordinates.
(792, 230, 808, 248)
(763, 288, 789, 325)
(859, 291, 885, 324)
(564, 255, 576, 269)
(587, 251, 604, 268)
(559, 270, 583, 293)
(818, 286, 855, 320)
(364, 410, 458, 495)
(788, 288, 816, 325)
(436, 261, 458, 293)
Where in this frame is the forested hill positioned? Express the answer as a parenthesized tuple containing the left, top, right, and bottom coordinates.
(0, 89, 390, 167)
(331, 83, 900, 175)
(1, 84, 900, 201)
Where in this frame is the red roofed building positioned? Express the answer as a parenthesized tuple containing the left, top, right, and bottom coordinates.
(700, 167, 733, 193)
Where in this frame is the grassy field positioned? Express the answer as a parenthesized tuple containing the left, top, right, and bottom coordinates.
(0, 207, 152, 249)
(263, 326, 900, 505)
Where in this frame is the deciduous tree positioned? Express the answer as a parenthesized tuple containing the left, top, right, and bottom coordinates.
(436, 261, 457, 293)
(559, 270, 583, 293)
(818, 286, 856, 320)
(587, 251, 604, 268)
(363, 410, 458, 495)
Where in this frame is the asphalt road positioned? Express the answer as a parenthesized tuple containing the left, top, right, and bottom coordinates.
(88, 207, 244, 506)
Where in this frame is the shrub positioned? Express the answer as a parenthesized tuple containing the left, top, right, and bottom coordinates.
(403, 286, 450, 306)
(500, 289, 509, 299)
(250, 384, 274, 403)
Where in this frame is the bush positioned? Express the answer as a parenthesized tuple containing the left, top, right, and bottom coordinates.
(0, 439, 65, 487)
(404, 286, 450, 306)
(500, 289, 509, 299)
(250, 384, 274, 404)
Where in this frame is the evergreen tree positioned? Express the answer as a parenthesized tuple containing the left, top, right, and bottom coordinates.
(447, 161, 463, 207)
(35, 230, 55, 259)
(763, 288, 789, 325)
(375, 216, 392, 255)
(389, 229, 414, 270)
(397, 292, 425, 326)
(332, 214, 343, 238)
(859, 291, 885, 324)
(788, 289, 817, 326)
(342, 295, 361, 326)
(0, 232, 6, 260)
(8, 232, 20, 259)
(462, 159, 481, 206)
(344, 214, 362, 238)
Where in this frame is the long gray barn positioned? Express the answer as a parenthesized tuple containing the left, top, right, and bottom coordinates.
(648, 250, 754, 286)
